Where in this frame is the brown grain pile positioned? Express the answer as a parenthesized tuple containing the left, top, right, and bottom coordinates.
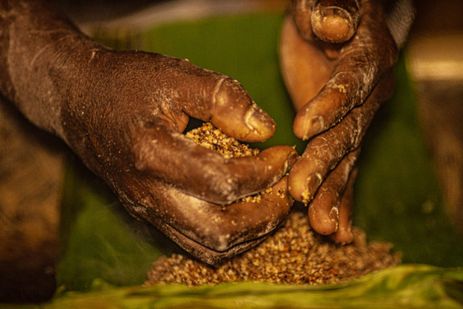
(186, 122, 264, 203)
(147, 123, 400, 286)
(146, 211, 400, 286)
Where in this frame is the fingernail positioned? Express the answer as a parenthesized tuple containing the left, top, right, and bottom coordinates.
(312, 3, 356, 43)
(308, 172, 323, 190)
(299, 113, 325, 140)
(309, 205, 338, 235)
(244, 104, 275, 139)
(322, 6, 353, 24)
(309, 115, 325, 138)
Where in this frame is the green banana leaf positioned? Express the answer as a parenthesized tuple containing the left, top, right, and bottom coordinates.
(48, 12, 463, 307)
(48, 266, 463, 308)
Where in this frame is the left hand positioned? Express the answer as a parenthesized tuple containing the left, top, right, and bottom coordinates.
(280, 0, 398, 243)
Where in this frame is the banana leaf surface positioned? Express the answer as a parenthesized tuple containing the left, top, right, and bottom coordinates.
(32, 12, 463, 308)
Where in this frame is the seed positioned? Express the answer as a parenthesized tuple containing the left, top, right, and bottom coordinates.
(185, 122, 264, 203)
(145, 211, 400, 286)
(171, 123, 400, 286)
(185, 122, 260, 159)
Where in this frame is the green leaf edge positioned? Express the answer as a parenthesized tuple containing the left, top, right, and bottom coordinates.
(42, 265, 463, 308)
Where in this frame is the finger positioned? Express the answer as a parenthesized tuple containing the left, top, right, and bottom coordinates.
(308, 150, 359, 235)
(311, 0, 360, 43)
(280, 16, 333, 111)
(291, 0, 316, 41)
(208, 77, 276, 143)
(124, 177, 292, 265)
(133, 120, 297, 205)
(288, 79, 386, 203)
(159, 57, 276, 142)
(291, 0, 360, 44)
(331, 168, 357, 244)
(293, 4, 397, 140)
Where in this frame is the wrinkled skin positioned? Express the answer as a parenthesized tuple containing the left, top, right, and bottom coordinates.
(64, 49, 298, 264)
(281, 0, 398, 243)
(0, 0, 297, 264)
(0, 0, 408, 264)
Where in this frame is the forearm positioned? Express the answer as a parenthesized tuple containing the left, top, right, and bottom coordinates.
(0, 0, 100, 137)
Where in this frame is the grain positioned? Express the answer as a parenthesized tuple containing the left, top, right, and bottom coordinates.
(163, 123, 400, 286)
(145, 211, 400, 286)
(186, 122, 263, 203)
(185, 122, 259, 159)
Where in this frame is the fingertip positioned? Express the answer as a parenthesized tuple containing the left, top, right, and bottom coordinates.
(312, 8, 355, 43)
(211, 80, 276, 143)
(288, 158, 321, 203)
(288, 171, 308, 203)
(242, 104, 276, 142)
(293, 79, 352, 141)
(311, 0, 360, 44)
(307, 183, 341, 236)
(258, 145, 298, 173)
(293, 108, 325, 140)
(331, 225, 354, 244)
(308, 205, 338, 236)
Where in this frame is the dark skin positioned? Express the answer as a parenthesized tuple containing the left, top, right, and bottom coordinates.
(281, 0, 398, 243)
(1, 0, 296, 265)
(0, 0, 403, 264)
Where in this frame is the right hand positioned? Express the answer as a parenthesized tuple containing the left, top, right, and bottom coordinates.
(0, 0, 297, 263)
(59, 49, 297, 264)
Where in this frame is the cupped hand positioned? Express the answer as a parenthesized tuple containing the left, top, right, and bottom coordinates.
(280, 0, 398, 243)
(59, 49, 296, 263)
(123, 174, 292, 265)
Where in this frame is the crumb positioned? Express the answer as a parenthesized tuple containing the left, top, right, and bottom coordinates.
(301, 190, 310, 205)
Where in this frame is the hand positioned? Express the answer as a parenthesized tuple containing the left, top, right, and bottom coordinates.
(127, 175, 292, 265)
(0, 0, 297, 263)
(58, 49, 296, 263)
(280, 0, 398, 243)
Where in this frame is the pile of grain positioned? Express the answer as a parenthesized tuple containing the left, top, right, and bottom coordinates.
(146, 123, 400, 286)
(146, 211, 400, 286)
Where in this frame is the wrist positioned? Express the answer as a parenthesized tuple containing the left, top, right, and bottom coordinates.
(0, 0, 102, 138)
